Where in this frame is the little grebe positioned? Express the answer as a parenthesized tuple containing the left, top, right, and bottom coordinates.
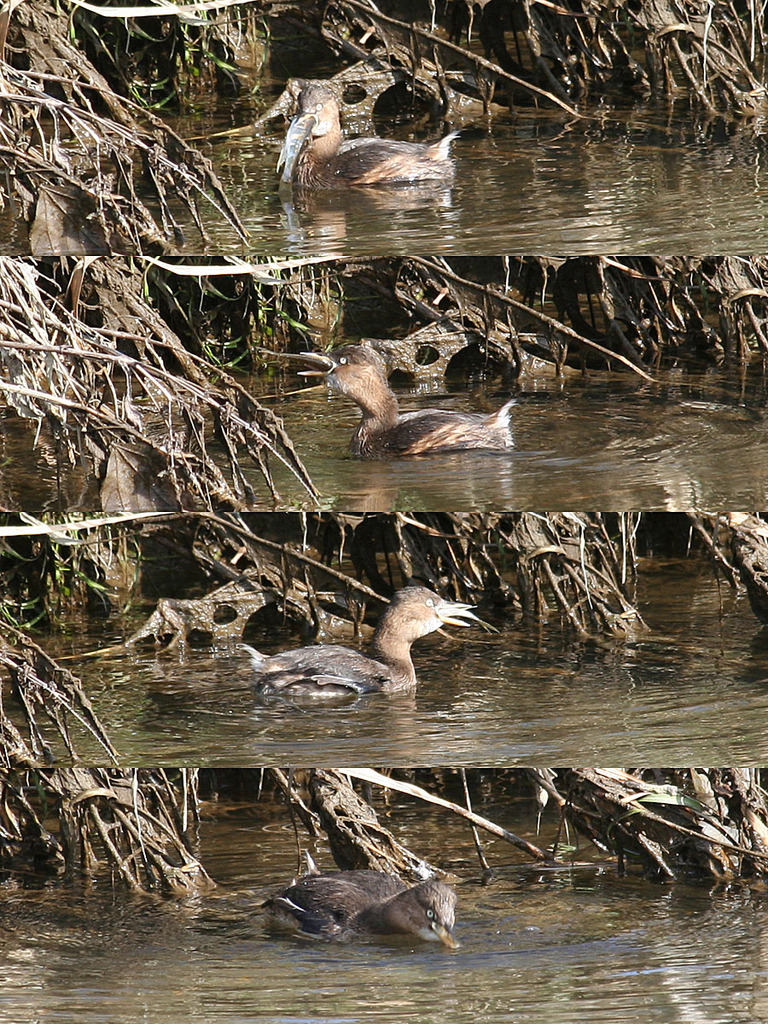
(264, 868, 458, 947)
(277, 83, 457, 188)
(299, 344, 515, 457)
(242, 585, 480, 697)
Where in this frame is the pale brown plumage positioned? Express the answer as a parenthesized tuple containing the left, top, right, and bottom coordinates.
(278, 83, 457, 188)
(299, 345, 515, 458)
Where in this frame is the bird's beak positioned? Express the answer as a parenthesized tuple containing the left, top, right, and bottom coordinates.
(435, 600, 485, 629)
(288, 350, 337, 378)
(432, 922, 460, 949)
(277, 111, 317, 183)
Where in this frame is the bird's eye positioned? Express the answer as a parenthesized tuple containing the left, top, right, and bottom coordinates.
(427, 908, 435, 920)
(426, 597, 435, 608)
(315, 103, 324, 113)
(339, 356, 348, 365)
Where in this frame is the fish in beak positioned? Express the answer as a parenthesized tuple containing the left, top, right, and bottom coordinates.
(277, 110, 318, 183)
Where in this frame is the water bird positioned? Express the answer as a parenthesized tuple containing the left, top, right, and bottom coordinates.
(264, 868, 458, 947)
(242, 585, 481, 697)
(298, 344, 515, 457)
(277, 83, 457, 187)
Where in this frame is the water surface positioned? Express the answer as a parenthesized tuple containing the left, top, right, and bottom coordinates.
(177, 99, 768, 255)
(4, 366, 768, 512)
(36, 558, 768, 765)
(265, 366, 768, 511)
(2, 800, 767, 1024)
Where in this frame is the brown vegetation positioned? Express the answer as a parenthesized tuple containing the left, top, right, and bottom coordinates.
(2, 2, 767, 253)
(3, 767, 768, 892)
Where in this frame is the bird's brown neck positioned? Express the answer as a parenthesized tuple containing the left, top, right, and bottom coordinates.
(299, 127, 343, 186)
(349, 382, 400, 454)
(353, 889, 412, 933)
(371, 614, 417, 687)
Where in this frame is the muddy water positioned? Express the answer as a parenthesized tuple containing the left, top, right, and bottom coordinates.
(3, 366, 768, 512)
(34, 558, 768, 765)
(266, 367, 768, 511)
(2, 798, 768, 1024)
(178, 101, 768, 255)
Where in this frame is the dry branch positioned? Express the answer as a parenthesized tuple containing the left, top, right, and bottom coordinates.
(345, 767, 553, 863)
(559, 768, 768, 879)
(308, 769, 441, 877)
(0, 627, 117, 766)
(117, 512, 642, 651)
(3, 0, 246, 253)
(315, 0, 765, 115)
(0, 767, 213, 892)
(0, 258, 318, 509)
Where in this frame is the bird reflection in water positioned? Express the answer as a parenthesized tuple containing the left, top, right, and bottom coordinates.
(275, 81, 456, 244)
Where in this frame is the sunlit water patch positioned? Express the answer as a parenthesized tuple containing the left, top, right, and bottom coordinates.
(2, 805, 768, 1024)
(33, 559, 768, 765)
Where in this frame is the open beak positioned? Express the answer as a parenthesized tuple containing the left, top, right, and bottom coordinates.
(283, 350, 337, 379)
(432, 922, 460, 949)
(435, 599, 485, 629)
(277, 111, 317, 183)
